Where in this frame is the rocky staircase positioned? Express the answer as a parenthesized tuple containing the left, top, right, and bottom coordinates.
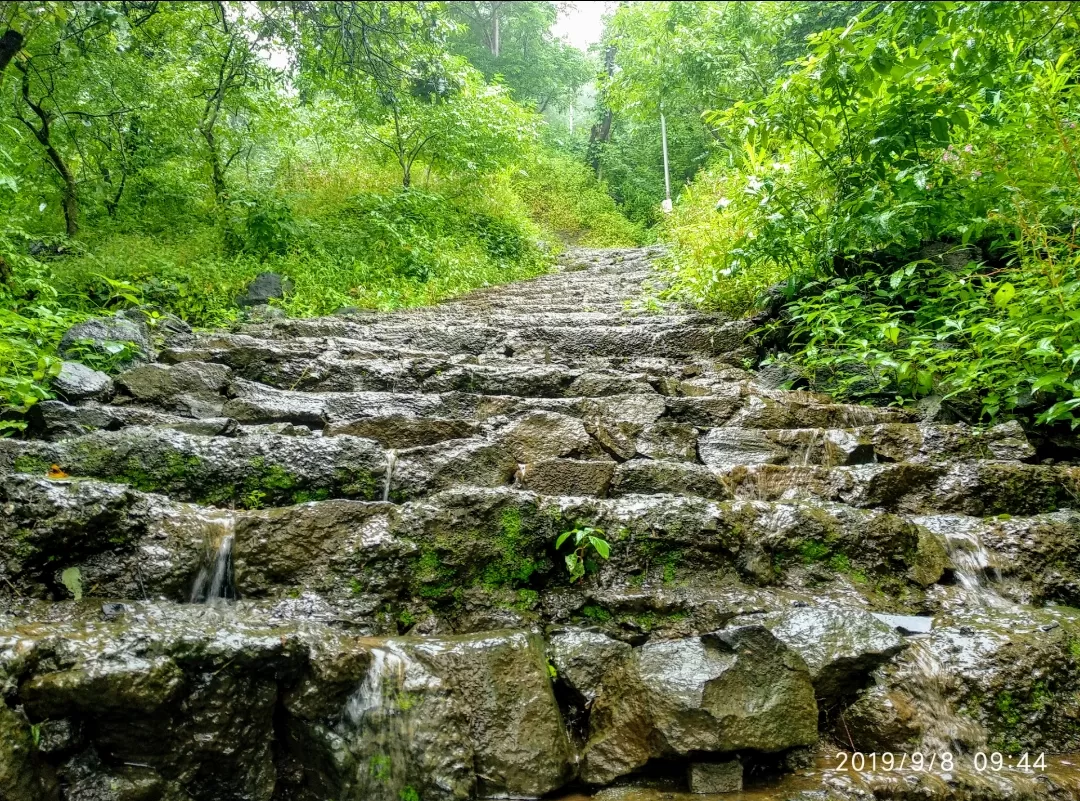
(3, 247, 1080, 800)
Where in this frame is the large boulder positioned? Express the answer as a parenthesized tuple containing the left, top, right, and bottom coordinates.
(51, 362, 114, 403)
(548, 628, 632, 704)
(0, 606, 307, 801)
(760, 606, 906, 704)
(58, 314, 152, 367)
(115, 362, 231, 417)
(237, 272, 294, 308)
(498, 411, 594, 462)
(579, 626, 819, 784)
(0, 427, 387, 507)
(844, 603, 1080, 755)
(408, 630, 576, 798)
(641, 627, 818, 754)
(284, 638, 475, 801)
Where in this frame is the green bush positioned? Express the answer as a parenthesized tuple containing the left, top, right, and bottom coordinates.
(513, 151, 645, 247)
(660, 1, 1080, 427)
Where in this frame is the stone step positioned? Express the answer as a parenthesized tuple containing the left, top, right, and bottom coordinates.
(718, 460, 1080, 516)
(10, 415, 1039, 515)
(0, 477, 948, 610)
(13, 472, 1080, 622)
(9, 244, 1080, 801)
(160, 339, 752, 384)
(231, 318, 754, 359)
(698, 419, 1034, 469)
(218, 380, 905, 431)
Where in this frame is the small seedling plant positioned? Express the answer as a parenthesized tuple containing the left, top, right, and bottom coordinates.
(556, 525, 610, 582)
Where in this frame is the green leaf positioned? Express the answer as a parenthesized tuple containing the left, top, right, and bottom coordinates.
(556, 531, 572, 549)
(993, 283, 1016, 308)
(930, 116, 950, 143)
(61, 567, 83, 601)
(588, 536, 610, 560)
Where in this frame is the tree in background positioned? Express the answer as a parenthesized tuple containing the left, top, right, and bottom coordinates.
(448, 1, 590, 112)
(293, 1, 535, 189)
(596, 1, 863, 224)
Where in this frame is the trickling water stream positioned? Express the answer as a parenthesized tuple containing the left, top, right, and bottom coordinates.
(383, 449, 398, 502)
(904, 639, 988, 753)
(340, 646, 416, 801)
(189, 513, 236, 604)
(916, 516, 1008, 608)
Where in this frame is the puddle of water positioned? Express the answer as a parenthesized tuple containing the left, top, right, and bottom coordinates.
(551, 752, 1080, 800)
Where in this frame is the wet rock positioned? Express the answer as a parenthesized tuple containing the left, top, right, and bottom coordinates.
(764, 607, 905, 704)
(325, 415, 480, 448)
(699, 428, 787, 471)
(409, 630, 575, 797)
(636, 422, 698, 462)
(115, 362, 230, 417)
(0, 427, 386, 506)
(394, 439, 518, 500)
(25, 400, 127, 441)
(164, 417, 239, 437)
(547, 628, 632, 703)
(0, 475, 158, 597)
(754, 361, 804, 391)
(871, 613, 933, 635)
(100, 603, 128, 621)
(58, 314, 152, 366)
(521, 459, 614, 496)
(0, 703, 58, 801)
(581, 627, 818, 784)
(643, 626, 818, 753)
(22, 656, 185, 718)
(237, 272, 293, 307)
(51, 362, 114, 403)
(610, 460, 729, 500)
(585, 418, 639, 460)
(909, 525, 949, 586)
(500, 411, 593, 462)
(0, 607, 305, 801)
(585, 394, 667, 426)
(222, 379, 327, 427)
(688, 759, 742, 793)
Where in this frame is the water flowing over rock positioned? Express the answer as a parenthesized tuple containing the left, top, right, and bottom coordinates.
(4, 247, 1080, 800)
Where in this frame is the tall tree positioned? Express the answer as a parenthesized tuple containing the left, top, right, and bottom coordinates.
(448, 1, 590, 112)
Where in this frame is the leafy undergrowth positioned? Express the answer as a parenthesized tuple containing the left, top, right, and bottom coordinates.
(658, 1, 1080, 429)
(512, 151, 646, 247)
(1, 157, 640, 424)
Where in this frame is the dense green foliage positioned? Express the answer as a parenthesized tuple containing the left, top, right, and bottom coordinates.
(655, 1, 1080, 426)
(0, 1, 639, 424)
(10, 0, 1077, 432)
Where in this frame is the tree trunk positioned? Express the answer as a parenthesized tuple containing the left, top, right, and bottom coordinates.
(0, 29, 22, 79)
(588, 45, 617, 177)
(201, 126, 227, 203)
(17, 64, 79, 237)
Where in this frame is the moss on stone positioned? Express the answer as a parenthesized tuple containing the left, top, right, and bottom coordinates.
(581, 604, 612, 622)
(337, 467, 379, 501)
(12, 454, 49, 474)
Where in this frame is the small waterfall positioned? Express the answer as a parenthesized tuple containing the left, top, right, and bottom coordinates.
(340, 646, 416, 801)
(904, 639, 987, 753)
(513, 462, 528, 487)
(916, 516, 1006, 608)
(946, 527, 1004, 606)
(189, 514, 236, 604)
(383, 450, 397, 502)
